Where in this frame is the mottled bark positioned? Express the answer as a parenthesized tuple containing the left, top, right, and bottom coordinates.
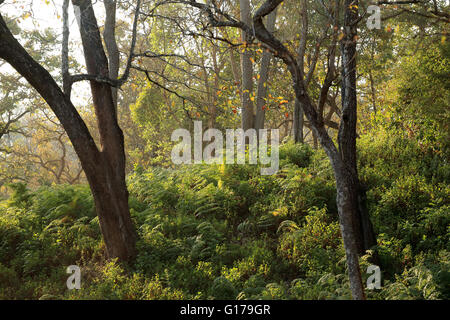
(340, 0, 377, 259)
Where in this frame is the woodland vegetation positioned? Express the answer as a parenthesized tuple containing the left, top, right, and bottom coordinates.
(0, 0, 448, 300)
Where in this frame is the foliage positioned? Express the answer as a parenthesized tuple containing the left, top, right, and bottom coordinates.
(1, 133, 448, 300)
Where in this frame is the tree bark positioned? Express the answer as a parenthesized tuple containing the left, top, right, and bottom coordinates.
(239, 0, 254, 131)
(292, 0, 308, 143)
(103, 0, 120, 111)
(251, 0, 369, 299)
(340, 0, 378, 259)
(255, 8, 277, 131)
(293, 99, 304, 143)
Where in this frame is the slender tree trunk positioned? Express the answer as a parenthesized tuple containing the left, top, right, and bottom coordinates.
(209, 43, 219, 129)
(340, 0, 378, 259)
(247, 0, 376, 299)
(292, 0, 307, 143)
(334, 163, 366, 300)
(239, 0, 254, 130)
(283, 0, 367, 300)
(255, 8, 277, 131)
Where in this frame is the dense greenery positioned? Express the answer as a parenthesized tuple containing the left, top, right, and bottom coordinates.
(1, 126, 448, 300)
(0, 0, 448, 301)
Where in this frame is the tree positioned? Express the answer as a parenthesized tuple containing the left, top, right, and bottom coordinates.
(0, 0, 138, 261)
(183, 0, 381, 299)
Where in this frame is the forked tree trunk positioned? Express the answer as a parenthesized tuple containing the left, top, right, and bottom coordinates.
(250, 0, 370, 299)
(72, 0, 137, 261)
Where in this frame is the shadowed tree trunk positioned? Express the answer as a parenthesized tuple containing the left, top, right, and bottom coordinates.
(340, 0, 378, 260)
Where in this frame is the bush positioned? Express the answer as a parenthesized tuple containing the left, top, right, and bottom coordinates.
(279, 140, 313, 168)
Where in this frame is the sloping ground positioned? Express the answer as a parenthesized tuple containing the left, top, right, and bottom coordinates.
(0, 130, 448, 300)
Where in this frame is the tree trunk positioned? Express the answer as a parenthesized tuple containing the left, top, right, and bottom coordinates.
(73, 0, 136, 261)
(340, 0, 378, 259)
(255, 8, 277, 131)
(334, 163, 366, 300)
(292, 0, 307, 143)
(87, 155, 136, 260)
(239, 0, 254, 130)
(293, 99, 304, 143)
(103, 0, 120, 112)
